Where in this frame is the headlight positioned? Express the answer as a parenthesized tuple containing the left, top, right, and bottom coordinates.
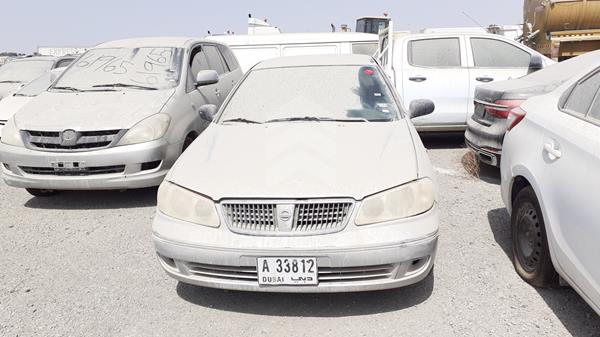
(118, 113, 170, 146)
(356, 178, 435, 225)
(157, 181, 220, 228)
(0, 118, 24, 147)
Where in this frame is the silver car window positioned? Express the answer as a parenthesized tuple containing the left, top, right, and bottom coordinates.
(219, 65, 400, 123)
(564, 70, 600, 116)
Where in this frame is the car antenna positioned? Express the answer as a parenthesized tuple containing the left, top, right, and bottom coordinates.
(461, 11, 485, 29)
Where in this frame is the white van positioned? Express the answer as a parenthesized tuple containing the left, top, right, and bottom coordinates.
(206, 32, 379, 72)
(377, 23, 554, 132)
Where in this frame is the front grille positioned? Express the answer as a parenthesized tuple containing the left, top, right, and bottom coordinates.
(23, 129, 123, 151)
(222, 200, 353, 236)
(184, 262, 396, 284)
(20, 165, 125, 176)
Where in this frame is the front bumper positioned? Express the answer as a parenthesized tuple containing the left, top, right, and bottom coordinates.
(152, 205, 439, 293)
(0, 139, 181, 190)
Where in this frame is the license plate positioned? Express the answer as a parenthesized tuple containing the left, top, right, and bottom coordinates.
(257, 257, 318, 286)
(474, 103, 486, 118)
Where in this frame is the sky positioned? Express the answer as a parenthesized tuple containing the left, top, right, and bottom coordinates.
(0, 0, 525, 53)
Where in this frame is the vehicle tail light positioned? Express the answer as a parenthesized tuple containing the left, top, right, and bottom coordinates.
(506, 106, 527, 131)
(484, 100, 525, 119)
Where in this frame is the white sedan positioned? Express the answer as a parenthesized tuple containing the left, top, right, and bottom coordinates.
(152, 55, 439, 293)
(501, 52, 600, 315)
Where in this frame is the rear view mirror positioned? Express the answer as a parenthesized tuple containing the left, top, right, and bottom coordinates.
(528, 55, 544, 74)
(199, 104, 218, 121)
(196, 70, 219, 87)
(409, 99, 435, 119)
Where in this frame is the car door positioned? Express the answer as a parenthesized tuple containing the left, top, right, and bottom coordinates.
(467, 37, 533, 117)
(401, 36, 470, 129)
(201, 44, 230, 105)
(216, 44, 243, 95)
(539, 69, 600, 310)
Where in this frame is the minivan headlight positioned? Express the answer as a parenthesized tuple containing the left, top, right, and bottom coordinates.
(157, 181, 220, 228)
(1, 118, 24, 147)
(118, 113, 170, 146)
(356, 178, 435, 225)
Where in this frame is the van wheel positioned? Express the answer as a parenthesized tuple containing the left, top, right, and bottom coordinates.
(26, 188, 59, 197)
(182, 134, 196, 152)
(511, 186, 559, 287)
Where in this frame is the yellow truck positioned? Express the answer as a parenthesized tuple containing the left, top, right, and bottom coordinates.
(522, 0, 600, 60)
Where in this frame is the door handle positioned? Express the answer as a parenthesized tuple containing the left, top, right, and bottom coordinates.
(476, 76, 494, 83)
(409, 76, 427, 82)
(543, 143, 562, 160)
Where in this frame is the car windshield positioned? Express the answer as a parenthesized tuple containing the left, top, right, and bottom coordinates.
(14, 71, 54, 97)
(0, 60, 54, 83)
(51, 47, 183, 91)
(219, 65, 401, 124)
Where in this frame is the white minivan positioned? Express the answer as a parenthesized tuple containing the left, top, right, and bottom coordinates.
(0, 37, 242, 197)
(378, 26, 553, 131)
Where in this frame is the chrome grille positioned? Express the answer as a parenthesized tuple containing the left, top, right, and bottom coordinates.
(20, 165, 125, 176)
(183, 262, 396, 284)
(23, 129, 123, 151)
(222, 200, 353, 236)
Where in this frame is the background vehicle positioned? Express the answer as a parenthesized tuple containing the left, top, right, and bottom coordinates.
(0, 55, 75, 102)
(377, 24, 553, 131)
(501, 58, 600, 315)
(206, 32, 379, 72)
(153, 55, 439, 293)
(0, 67, 67, 138)
(521, 0, 600, 61)
(0, 37, 242, 197)
(466, 50, 600, 166)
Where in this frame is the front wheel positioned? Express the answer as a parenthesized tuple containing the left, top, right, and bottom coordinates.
(26, 188, 59, 197)
(511, 186, 559, 287)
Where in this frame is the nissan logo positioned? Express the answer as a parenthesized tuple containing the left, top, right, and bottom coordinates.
(279, 210, 291, 222)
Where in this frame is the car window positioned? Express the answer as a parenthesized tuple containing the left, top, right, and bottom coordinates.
(471, 38, 531, 68)
(408, 38, 461, 67)
(0, 60, 54, 83)
(564, 70, 600, 116)
(55, 59, 74, 68)
(219, 65, 401, 123)
(203, 45, 227, 75)
(217, 45, 239, 71)
(190, 47, 210, 76)
(352, 42, 378, 56)
(588, 92, 600, 122)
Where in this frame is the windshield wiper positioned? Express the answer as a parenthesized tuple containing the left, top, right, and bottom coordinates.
(0, 80, 21, 84)
(265, 116, 369, 123)
(92, 83, 158, 90)
(221, 118, 262, 124)
(51, 86, 83, 92)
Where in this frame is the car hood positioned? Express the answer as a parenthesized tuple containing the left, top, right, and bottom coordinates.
(168, 121, 419, 200)
(0, 95, 33, 121)
(14, 89, 175, 131)
(0, 83, 22, 100)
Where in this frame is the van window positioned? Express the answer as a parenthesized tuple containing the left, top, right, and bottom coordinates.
(408, 38, 461, 67)
(217, 45, 239, 71)
(564, 70, 600, 116)
(352, 42, 378, 56)
(203, 45, 227, 75)
(282, 44, 338, 56)
(471, 38, 531, 68)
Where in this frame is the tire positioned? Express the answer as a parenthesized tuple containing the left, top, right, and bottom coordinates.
(26, 188, 59, 197)
(511, 186, 559, 287)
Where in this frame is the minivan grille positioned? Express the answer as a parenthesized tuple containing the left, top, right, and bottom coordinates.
(222, 200, 353, 236)
(23, 129, 123, 151)
(20, 165, 125, 176)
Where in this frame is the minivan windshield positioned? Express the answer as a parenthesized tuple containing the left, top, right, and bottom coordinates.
(219, 65, 400, 124)
(14, 71, 54, 97)
(0, 60, 54, 83)
(51, 47, 183, 91)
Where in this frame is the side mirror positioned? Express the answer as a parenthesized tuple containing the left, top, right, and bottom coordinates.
(198, 104, 218, 121)
(408, 99, 435, 119)
(50, 67, 66, 82)
(528, 55, 544, 74)
(195, 70, 219, 87)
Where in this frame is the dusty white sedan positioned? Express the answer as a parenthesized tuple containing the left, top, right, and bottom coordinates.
(501, 51, 600, 314)
(153, 55, 438, 292)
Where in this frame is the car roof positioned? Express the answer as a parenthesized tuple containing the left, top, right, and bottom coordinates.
(95, 37, 211, 49)
(252, 54, 376, 70)
(206, 32, 378, 46)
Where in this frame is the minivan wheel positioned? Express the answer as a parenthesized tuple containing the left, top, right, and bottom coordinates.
(26, 188, 59, 197)
(511, 186, 559, 287)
